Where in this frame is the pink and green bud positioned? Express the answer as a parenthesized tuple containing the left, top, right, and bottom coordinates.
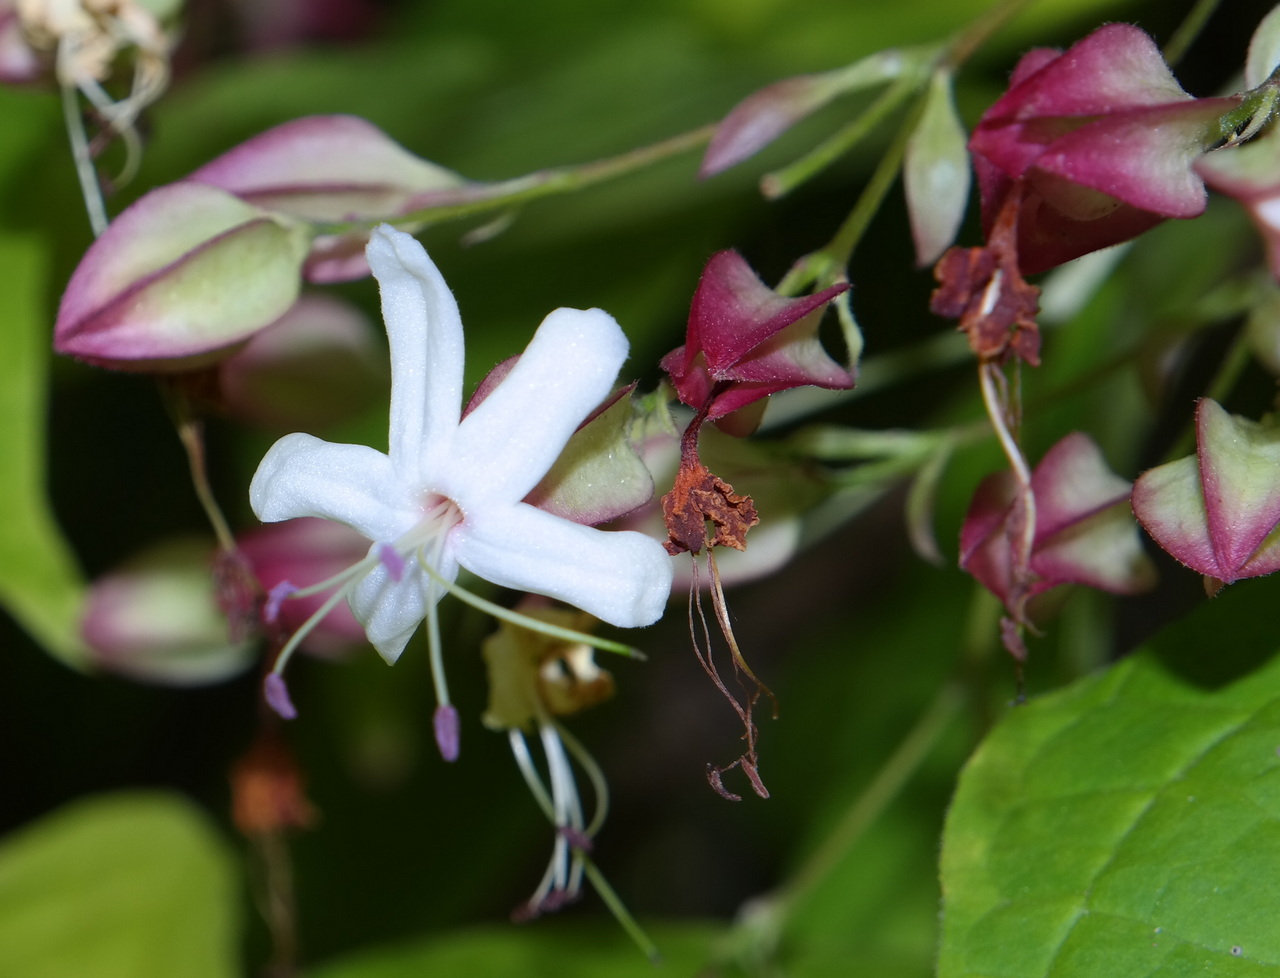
(700, 50, 907, 178)
(1132, 398, 1280, 590)
(81, 537, 257, 686)
(971, 24, 1240, 273)
(54, 182, 312, 370)
(215, 293, 386, 431)
(188, 115, 469, 281)
(661, 250, 852, 429)
(960, 433, 1155, 615)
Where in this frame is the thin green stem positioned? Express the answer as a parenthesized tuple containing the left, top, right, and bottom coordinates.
(776, 86, 925, 296)
(582, 860, 661, 964)
(774, 681, 966, 912)
(174, 415, 238, 554)
(330, 124, 716, 235)
(1165, 331, 1252, 460)
(761, 76, 917, 201)
(942, 0, 1029, 69)
(1162, 0, 1221, 67)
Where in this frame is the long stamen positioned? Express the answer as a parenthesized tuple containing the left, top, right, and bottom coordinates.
(553, 721, 610, 838)
(417, 537, 458, 761)
(509, 729, 555, 819)
(282, 551, 383, 602)
(417, 559, 644, 659)
(265, 585, 351, 699)
(506, 726, 655, 957)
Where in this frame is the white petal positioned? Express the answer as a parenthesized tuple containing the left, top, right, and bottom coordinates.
(366, 226, 464, 484)
(349, 549, 460, 663)
(447, 308, 628, 506)
(453, 502, 673, 628)
(249, 432, 413, 542)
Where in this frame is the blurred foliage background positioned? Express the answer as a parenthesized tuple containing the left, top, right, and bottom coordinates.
(3, 0, 1279, 974)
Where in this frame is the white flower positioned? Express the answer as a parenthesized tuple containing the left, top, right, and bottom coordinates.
(249, 225, 673, 664)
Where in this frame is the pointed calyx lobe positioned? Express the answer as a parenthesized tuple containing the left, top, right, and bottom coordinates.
(660, 250, 847, 554)
(970, 23, 1241, 273)
(661, 250, 852, 425)
(1133, 398, 1280, 589)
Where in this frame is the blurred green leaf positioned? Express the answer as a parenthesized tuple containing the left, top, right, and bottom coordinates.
(0, 793, 239, 978)
(0, 231, 87, 666)
(939, 594, 1280, 977)
(307, 920, 719, 977)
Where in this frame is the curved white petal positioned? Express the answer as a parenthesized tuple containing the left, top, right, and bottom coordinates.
(367, 226, 464, 483)
(350, 549, 461, 663)
(453, 502, 673, 628)
(249, 432, 413, 542)
(350, 560, 428, 663)
(447, 308, 628, 506)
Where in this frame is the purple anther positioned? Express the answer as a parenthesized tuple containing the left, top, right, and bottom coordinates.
(559, 826, 593, 853)
(378, 543, 406, 582)
(264, 673, 298, 720)
(263, 581, 298, 625)
(433, 703, 460, 762)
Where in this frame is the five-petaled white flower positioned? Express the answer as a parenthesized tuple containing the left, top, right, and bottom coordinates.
(249, 225, 673, 665)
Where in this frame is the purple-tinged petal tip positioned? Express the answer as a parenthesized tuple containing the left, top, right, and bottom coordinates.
(434, 703, 460, 762)
(264, 673, 298, 720)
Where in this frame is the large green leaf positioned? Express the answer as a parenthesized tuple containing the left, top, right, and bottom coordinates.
(939, 589, 1280, 977)
(0, 230, 88, 666)
(0, 792, 240, 978)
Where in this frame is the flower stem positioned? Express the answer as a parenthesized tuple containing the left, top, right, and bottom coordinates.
(775, 84, 922, 296)
(761, 74, 918, 201)
(1162, 0, 1221, 67)
(169, 402, 238, 555)
(978, 361, 1035, 570)
(351, 124, 716, 234)
(582, 859, 662, 964)
(783, 682, 963, 909)
(721, 680, 965, 971)
(942, 0, 1028, 68)
(60, 84, 109, 237)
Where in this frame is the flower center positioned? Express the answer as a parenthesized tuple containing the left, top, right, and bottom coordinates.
(388, 493, 463, 571)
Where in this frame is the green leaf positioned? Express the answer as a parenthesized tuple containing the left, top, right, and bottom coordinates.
(0, 231, 88, 666)
(939, 601, 1280, 976)
(0, 792, 240, 978)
